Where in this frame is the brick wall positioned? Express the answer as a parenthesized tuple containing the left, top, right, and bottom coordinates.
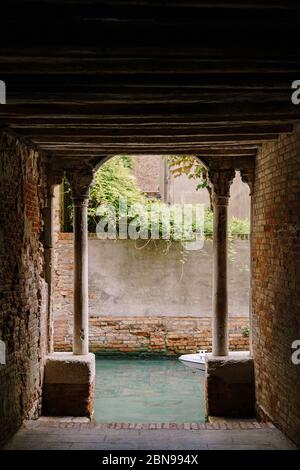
(252, 124, 300, 446)
(0, 131, 48, 446)
(55, 315, 249, 354)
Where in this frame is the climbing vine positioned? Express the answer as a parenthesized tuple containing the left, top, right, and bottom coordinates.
(63, 155, 250, 240)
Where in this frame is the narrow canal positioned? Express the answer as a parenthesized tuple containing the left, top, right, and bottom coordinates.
(94, 357, 205, 423)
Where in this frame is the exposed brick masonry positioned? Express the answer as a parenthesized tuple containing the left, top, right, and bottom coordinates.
(0, 131, 48, 445)
(252, 124, 300, 446)
(55, 315, 249, 355)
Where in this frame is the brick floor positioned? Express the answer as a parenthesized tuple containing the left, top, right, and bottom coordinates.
(2, 418, 297, 450)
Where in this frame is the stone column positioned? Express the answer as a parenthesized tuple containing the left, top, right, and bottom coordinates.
(43, 182, 55, 354)
(209, 169, 235, 356)
(43, 164, 99, 418)
(67, 170, 94, 355)
(241, 167, 255, 356)
(43, 174, 62, 354)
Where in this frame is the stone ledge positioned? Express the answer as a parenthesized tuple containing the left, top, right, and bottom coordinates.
(24, 418, 276, 431)
(206, 351, 253, 383)
(43, 353, 95, 417)
(44, 352, 95, 384)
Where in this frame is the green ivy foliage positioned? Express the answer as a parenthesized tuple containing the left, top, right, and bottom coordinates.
(64, 156, 250, 239)
(88, 155, 146, 232)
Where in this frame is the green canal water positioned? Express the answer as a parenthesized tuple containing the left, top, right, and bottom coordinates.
(94, 357, 205, 423)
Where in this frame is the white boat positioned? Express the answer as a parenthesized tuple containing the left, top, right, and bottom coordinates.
(178, 350, 207, 371)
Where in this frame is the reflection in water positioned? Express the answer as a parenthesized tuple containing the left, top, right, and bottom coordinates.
(94, 357, 205, 423)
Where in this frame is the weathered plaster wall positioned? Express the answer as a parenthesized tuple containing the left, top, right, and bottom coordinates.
(133, 154, 161, 195)
(170, 170, 251, 220)
(55, 237, 250, 317)
(132, 155, 250, 219)
(252, 124, 300, 446)
(0, 131, 48, 445)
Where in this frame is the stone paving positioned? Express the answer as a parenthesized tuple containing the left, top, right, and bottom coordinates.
(2, 418, 297, 450)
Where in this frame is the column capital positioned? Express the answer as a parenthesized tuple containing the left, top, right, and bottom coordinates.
(208, 168, 235, 204)
(240, 167, 255, 195)
(66, 169, 94, 202)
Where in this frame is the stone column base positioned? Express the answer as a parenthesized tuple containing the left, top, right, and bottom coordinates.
(206, 351, 255, 418)
(43, 352, 95, 417)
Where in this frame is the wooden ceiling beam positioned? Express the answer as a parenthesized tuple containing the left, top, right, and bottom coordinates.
(47, 150, 258, 158)
(5, 119, 295, 128)
(0, 102, 298, 118)
(5, 92, 293, 107)
(39, 143, 259, 151)
(1, 73, 298, 89)
(14, 124, 291, 137)
(1, 59, 300, 75)
(27, 135, 278, 145)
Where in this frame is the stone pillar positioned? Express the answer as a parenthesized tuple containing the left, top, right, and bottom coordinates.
(67, 170, 94, 355)
(73, 197, 89, 355)
(43, 183, 55, 354)
(43, 164, 99, 418)
(209, 169, 235, 356)
(241, 167, 255, 356)
(43, 175, 62, 354)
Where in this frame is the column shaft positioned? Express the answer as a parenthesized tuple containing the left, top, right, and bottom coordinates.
(208, 168, 234, 357)
(212, 195, 229, 356)
(240, 167, 255, 356)
(73, 198, 89, 355)
(44, 184, 55, 354)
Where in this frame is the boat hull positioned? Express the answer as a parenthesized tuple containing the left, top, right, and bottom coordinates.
(178, 353, 206, 371)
